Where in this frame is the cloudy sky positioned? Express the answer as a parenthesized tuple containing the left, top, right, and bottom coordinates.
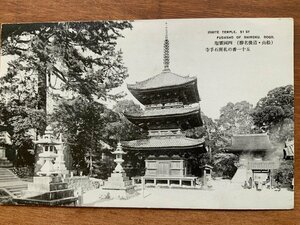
(116, 18, 293, 119)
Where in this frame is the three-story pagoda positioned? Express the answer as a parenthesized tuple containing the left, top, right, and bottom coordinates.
(122, 24, 206, 187)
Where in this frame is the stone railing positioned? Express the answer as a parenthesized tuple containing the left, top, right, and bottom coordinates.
(63, 176, 103, 194)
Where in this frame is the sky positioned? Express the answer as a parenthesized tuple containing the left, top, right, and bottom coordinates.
(0, 18, 293, 119)
(115, 18, 293, 119)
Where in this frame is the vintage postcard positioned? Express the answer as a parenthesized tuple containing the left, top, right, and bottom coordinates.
(0, 18, 294, 209)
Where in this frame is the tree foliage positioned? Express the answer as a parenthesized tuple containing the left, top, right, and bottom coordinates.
(51, 96, 115, 175)
(252, 85, 294, 142)
(50, 98, 145, 178)
(273, 159, 294, 188)
(217, 101, 255, 138)
(212, 153, 238, 178)
(0, 21, 132, 166)
(1, 21, 132, 100)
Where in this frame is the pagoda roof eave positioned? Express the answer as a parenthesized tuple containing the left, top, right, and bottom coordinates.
(124, 105, 201, 120)
(123, 145, 205, 151)
(121, 136, 206, 151)
(127, 77, 197, 92)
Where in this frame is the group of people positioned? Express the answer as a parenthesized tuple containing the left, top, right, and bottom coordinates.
(242, 176, 278, 191)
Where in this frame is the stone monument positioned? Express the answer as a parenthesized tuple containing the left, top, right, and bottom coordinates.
(102, 143, 135, 199)
(0, 130, 12, 167)
(15, 125, 77, 206)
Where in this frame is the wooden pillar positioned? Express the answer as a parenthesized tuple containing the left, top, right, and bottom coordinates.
(203, 169, 207, 187)
(142, 177, 145, 198)
(270, 170, 273, 189)
(154, 178, 157, 186)
(252, 170, 254, 189)
(179, 179, 182, 186)
(167, 179, 170, 186)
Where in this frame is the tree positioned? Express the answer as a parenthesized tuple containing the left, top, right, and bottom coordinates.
(185, 111, 239, 178)
(251, 85, 294, 142)
(217, 101, 255, 139)
(273, 159, 294, 188)
(50, 96, 116, 176)
(0, 21, 132, 166)
(212, 153, 238, 178)
(50, 98, 146, 178)
(0, 86, 45, 167)
(1, 21, 132, 101)
(112, 99, 146, 140)
(185, 112, 217, 174)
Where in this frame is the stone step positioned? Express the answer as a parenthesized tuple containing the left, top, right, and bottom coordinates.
(0, 178, 20, 183)
(1, 184, 28, 196)
(0, 174, 15, 178)
(0, 170, 14, 174)
(0, 174, 20, 178)
(0, 168, 28, 197)
(0, 173, 14, 176)
(0, 183, 28, 189)
(0, 174, 14, 177)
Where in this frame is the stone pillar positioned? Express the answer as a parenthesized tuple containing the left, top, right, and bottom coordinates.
(0, 146, 7, 160)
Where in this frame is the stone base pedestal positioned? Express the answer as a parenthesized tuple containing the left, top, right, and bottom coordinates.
(16, 176, 77, 206)
(102, 172, 136, 199)
(26, 176, 53, 194)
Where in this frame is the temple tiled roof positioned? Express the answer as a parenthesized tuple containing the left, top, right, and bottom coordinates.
(124, 104, 200, 119)
(127, 71, 197, 90)
(122, 135, 205, 150)
(228, 133, 274, 152)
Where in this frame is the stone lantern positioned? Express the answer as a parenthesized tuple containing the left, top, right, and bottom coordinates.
(112, 142, 126, 173)
(20, 125, 77, 206)
(200, 164, 213, 189)
(102, 142, 135, 199)
(34, 125, 63, 176)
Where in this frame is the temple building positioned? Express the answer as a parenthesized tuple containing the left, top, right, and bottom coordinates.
(122, 24, 206, 187)
(227, 133, 279, 190)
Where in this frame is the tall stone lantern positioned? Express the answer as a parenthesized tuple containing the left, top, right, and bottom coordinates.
(102, 142, 135, 199)
(112, 142, 126, 173)
(34, 125, 62, 176)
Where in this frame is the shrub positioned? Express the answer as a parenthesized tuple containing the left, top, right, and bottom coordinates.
(273, 159, 294, 188)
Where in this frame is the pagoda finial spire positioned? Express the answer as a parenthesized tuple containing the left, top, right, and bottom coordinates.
(163, 22, 170, 72)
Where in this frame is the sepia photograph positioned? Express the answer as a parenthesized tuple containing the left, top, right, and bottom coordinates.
(0, 18, 294, 209)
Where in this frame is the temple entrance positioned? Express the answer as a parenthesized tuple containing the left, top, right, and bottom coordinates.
(157, 162, 170, 176)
